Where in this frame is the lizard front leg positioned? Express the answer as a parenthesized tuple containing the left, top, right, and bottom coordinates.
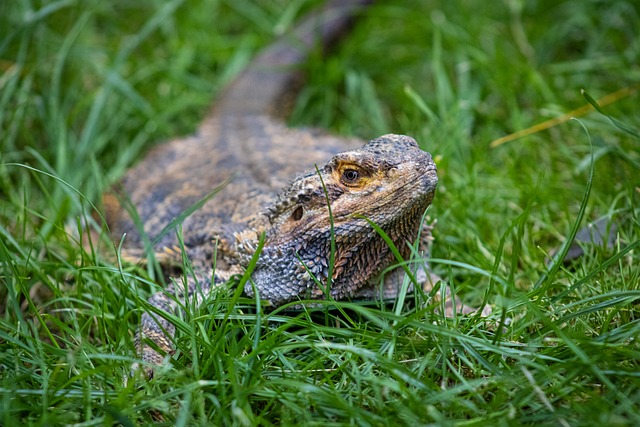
(131, 268, 222, 380)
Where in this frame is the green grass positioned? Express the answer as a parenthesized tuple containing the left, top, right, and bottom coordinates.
(1, 0, 639, 425)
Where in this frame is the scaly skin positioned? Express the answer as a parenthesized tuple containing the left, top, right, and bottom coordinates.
(126, 134, 438, 376)
(105, 1, 474, 378)
(238, 134, 437, 305)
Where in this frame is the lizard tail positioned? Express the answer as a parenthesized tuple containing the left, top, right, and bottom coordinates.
(214, 0, 372, 118)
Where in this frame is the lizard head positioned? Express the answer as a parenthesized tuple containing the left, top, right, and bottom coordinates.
(242, 134, 438, 305)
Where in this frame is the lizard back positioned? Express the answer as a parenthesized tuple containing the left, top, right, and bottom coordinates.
(105, 1, 371, 260)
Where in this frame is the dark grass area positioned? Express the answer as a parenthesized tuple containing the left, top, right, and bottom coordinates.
(1, 0, 639, 425)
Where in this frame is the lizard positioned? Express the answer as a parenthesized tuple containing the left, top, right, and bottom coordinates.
(104, 0, 479, 378)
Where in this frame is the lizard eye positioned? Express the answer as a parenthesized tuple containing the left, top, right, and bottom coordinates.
(341, 169, 360, 185)
(291, 206, 304, 221)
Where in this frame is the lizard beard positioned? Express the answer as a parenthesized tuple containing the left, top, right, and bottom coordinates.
(244, 211, 424, 306)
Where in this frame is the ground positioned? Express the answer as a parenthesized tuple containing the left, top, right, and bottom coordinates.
(1, 0, 639, 425)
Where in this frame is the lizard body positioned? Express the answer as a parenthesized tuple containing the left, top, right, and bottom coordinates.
(105, 1, 444, 376)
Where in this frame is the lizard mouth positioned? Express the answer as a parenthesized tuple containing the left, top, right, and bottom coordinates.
(419, 164, 438, 193)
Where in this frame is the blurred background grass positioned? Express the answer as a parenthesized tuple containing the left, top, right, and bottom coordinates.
(1, 0, 639, 425)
